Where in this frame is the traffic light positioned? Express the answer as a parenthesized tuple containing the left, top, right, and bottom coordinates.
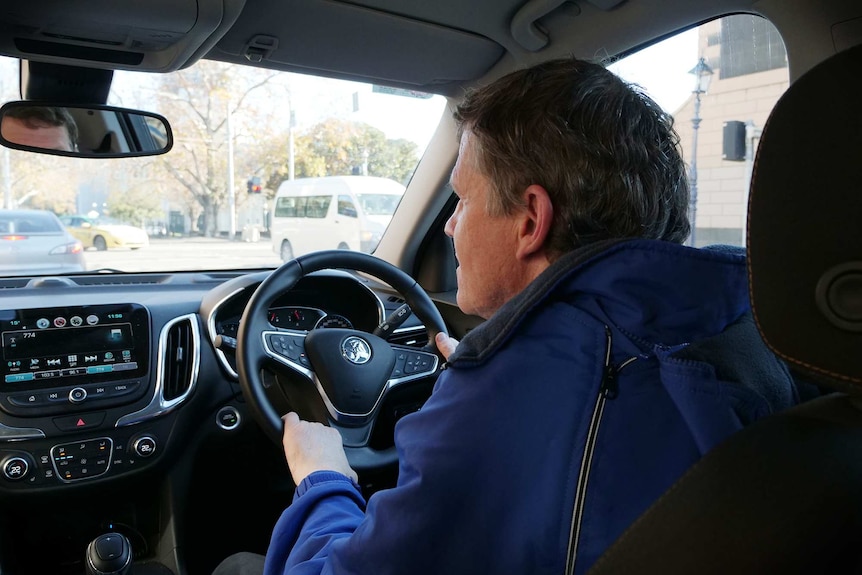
(247, 176, 262, 194)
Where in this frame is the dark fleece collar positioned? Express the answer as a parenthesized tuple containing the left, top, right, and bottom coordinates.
(447, 239, 748, 367)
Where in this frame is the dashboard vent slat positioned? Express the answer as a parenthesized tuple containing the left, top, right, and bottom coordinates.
(388, 328, 426, 348)
(72, 275, 172, 286)
(163, 317, 195, 401)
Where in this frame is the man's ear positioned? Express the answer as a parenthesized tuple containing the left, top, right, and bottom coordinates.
(515, 184, 553, 260)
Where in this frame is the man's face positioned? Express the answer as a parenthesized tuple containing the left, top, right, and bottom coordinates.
(1, 117, 73, 152)
(444, 131, 524, 319)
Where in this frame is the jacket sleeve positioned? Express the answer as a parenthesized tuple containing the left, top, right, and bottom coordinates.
(260, 366, 517, 575)
(263, 471, 367, 575)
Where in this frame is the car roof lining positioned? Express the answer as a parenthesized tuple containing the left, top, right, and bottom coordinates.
(0, 0, 839, 96)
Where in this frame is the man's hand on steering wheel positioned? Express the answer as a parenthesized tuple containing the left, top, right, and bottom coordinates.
(235, 250, 448, 474)
(281, 412, 358, 484)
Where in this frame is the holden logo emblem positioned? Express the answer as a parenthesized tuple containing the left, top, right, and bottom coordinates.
(341, 336, 372, 365)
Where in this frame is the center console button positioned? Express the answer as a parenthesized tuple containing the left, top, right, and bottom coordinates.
(8, 393, 46, 407)
(69, 387, 87, 403)
(53, 412, 106, 432)
(51, 438, 113, 482)
(132, 436, 157, 458)
(2, 455, 30, 480)
(106, 381, 139, 398)
(216, 406, 241, 430)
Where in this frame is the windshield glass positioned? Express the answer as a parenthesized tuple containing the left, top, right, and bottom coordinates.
(0, 57, 446, 276)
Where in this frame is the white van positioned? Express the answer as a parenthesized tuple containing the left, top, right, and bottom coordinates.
(270, 176, 406, 261)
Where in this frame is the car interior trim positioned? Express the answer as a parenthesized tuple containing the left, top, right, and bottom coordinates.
(114, 313, 200, 428)
(0, 420, 46, 441)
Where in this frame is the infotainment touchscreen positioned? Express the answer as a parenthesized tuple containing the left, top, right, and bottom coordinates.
(0, 303, 149, 388)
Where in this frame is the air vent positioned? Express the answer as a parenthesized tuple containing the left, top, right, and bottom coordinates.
(389, 327, 427, 348)
(72, 275, 172, 286)
(387, 295, 406, 304)
(162, 316, 198, 401)
(0, 278, 33, 289)
(116, 313, 200, 427)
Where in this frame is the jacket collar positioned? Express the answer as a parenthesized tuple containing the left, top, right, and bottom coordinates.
(448, 239, 748, 366)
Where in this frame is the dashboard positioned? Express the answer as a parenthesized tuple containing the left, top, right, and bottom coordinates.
(0, 267, 434, 574)
(0, 269, 427, 491)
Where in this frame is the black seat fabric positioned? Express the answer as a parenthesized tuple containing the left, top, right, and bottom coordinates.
(588, 43, 862, 574)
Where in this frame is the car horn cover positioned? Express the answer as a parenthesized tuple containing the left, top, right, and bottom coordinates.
(304, 328, 396, 417)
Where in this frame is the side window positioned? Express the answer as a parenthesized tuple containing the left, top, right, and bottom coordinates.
(338, 195, 358, 218)
(609, 13, 788, 247)
(274, 197, 298, 218)
(305, 195, 332, 219)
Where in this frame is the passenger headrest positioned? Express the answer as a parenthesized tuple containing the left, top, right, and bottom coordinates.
(748, 44, 862, 392)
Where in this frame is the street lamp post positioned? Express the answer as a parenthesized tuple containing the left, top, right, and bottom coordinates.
(688, 57, 713, 247)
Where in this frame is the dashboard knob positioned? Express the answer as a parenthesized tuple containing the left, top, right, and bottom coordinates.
(1, 455, 30, 480)
(131, 436, 157, 458)
(69, 387, 88, 403)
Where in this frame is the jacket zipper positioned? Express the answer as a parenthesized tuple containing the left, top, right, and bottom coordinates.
(565, 326, 638, 575)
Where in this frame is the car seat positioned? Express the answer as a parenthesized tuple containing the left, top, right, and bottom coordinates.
(587, 42, 862, 574)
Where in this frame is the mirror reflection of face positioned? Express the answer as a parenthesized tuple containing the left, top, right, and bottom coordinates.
(0, 116, 74, 152)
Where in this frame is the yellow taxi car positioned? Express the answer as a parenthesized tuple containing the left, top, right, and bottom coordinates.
(59, 214, 149, 251)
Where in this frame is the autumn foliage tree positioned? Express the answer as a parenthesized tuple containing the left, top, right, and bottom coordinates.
(257, 118, 418, 193)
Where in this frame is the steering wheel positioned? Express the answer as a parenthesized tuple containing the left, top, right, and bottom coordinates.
(236, 250, 447, 472)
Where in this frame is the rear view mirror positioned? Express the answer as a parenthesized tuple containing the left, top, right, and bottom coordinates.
(0, 102, 172, 158)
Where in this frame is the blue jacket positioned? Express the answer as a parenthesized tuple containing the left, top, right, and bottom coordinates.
(263, 239, 797, 575)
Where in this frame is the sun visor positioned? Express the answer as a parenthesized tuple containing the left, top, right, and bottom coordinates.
(209, 0, 504, 95)
(0, 0, 246, 72)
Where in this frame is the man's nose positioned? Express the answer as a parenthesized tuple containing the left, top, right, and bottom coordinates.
(443, 213, 455, 238)
(443, 201, 461, 238)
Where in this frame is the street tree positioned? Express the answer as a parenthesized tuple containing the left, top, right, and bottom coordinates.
(5, 150, 79, 213)
(255, 118, 418, 192)
(152, 60, 277, 236)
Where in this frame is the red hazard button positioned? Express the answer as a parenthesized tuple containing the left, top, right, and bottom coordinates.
(52, 412, 106, 432)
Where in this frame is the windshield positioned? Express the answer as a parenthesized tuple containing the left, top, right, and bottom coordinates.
(0, 57, 446, 276)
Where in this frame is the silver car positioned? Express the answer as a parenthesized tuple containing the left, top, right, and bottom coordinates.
(0, 209, 85, 275)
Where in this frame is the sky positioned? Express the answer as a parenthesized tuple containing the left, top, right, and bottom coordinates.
(608, 28, 699, 114)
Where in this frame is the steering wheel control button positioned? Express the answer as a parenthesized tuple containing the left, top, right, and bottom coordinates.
(132, 436, 157, 458)
(216, 406, 241, 431)
(51, 438, 113, 482)
(69, 387, 88, 403)
(2, 456, 30, 480)
(53, 412, 106, 432)
(392, 350, 436, 380)
(267, 333, 307, 363)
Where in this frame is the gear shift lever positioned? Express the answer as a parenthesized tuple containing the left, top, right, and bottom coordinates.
(85, 532, 132, 575)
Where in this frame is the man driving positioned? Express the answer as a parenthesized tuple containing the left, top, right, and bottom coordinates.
(216, 57, 797, 575)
